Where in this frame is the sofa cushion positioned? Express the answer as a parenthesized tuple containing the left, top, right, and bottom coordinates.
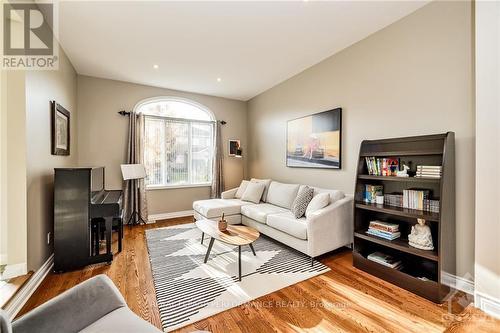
(291, 186, 314, 218)
(266, 181, 300, 209)
(241, 203, 288, 224)
(79, 307, 161, 333)
(241, 182, 266, 204)
(193, 199, 253, 218)
(305, 193, 330, 218)
(250, 178, 272, 202)
(267, 212, 308, 240)
(300, 185, 345, 204)
(235, 180, 250, 199)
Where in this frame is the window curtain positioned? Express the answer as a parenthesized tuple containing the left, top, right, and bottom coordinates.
(211, 121, 224, 198)
(123, 111, 149, 223)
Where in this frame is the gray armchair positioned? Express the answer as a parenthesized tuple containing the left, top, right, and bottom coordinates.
(1, 275, 161, 333)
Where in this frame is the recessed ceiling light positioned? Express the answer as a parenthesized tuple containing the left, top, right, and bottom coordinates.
(153, 64, 159, 69)
(217, 77, 222, 82)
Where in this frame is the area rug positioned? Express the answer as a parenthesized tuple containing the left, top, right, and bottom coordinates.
(145, 223, 330, 332)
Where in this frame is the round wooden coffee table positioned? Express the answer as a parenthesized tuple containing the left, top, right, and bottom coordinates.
(195, 219, 260, 281)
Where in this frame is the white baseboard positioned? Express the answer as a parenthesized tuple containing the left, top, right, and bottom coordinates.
(442, 272, 475, 295)
(148, 210, 194, 223)
(0, 262, 27, 281)
(475, 291, 500, 319)
(4, 254, 54, 319)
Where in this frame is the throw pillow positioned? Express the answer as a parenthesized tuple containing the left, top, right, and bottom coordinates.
(235, 180, 250, 199)
(305, 192, 330, 218)
(291, 186, 314, 218)
(250, 178, 272, 202)
(241, 182, 266, 204)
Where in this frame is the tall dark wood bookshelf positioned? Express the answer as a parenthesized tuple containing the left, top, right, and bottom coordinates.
(353, 133, 455, 303)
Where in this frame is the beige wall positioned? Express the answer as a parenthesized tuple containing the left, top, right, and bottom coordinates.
(247, 1, 474, 276)
(0, 69, 6, 265)
(474, 0, 500, 310)
(25, 47, 78, 271)
(77, 76, 247, 215)
(0, 70, 27, 273)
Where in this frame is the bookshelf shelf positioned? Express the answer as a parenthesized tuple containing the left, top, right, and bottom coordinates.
(353, 253, 440, 302)
(355, 202, 440, 222)
(357, 175, 440, 184)
(354, 231, 439, 261)
(353, 132, 455, 303)
(359, 150, 443, 157)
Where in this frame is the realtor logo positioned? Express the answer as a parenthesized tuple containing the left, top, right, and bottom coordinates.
(2, 2, 58, 69)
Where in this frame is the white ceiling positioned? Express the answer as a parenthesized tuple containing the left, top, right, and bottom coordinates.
(58, 1, 428, 101)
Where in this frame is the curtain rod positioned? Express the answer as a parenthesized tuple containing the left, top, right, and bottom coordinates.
(117, 110, 226, 124)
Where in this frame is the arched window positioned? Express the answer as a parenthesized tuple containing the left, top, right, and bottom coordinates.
(136, 97, 215, 188)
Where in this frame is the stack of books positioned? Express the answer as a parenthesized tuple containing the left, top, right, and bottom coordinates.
(366, 220, 400, 240)
(416, 165, 442, 178)
(367, 251, 403, 270)
(403, 188, 431, 210)
(365, 157, 400, 176)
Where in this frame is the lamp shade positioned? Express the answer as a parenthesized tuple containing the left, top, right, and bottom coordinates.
(121, 164, 146, 180)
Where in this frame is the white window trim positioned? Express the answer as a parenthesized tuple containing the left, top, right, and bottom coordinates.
(136, 97, 216, 189)
(134, 96, 216, 121)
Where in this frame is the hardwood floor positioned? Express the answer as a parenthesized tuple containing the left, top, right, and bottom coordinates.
(19, 217, 499, 332)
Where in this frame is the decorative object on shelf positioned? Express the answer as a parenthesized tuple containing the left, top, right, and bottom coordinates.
(229, 139, 241, 157)
(218, 213, 228, 231)
(416, 165, 442, 179)
(375, 195, 384, 205)
(396, 164, 410, 177)
(408, 218, 434, 250)
(286, 108, 342, 169)
(51, 101, 70, 156)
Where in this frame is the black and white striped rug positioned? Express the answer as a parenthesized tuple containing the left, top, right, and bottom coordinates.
(146, 223, 329, 332)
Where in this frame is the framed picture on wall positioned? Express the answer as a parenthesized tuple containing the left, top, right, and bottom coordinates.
(286, 107, 342, 169)
(228, 139, 241, 156)
(51, 101, 70, 156)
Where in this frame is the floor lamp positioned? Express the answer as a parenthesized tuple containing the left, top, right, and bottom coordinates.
(121, 164, 147, 225)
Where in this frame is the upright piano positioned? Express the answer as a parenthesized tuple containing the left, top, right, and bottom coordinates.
(54, 167, 122, 272)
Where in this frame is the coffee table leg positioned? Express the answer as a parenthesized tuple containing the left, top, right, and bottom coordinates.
(249, 243, 256, 256)
(201, 232, 204, 244)
(204, 238, 215, 263)
(238, 245, 241, 282)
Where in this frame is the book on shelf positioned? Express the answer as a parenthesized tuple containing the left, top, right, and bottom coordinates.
(403, 188, 431, 210)
(365, 157, 399, 176)
(383, 193, 440, 213)
(366, 229, 401, 240)
(367, 220, 401, 240)
(367, 252, 403, 270)
(384, 193, 403, 207)
(364, 184, 383, 203)
(416, 165, 442, 179)
(369, 220, 399, 232)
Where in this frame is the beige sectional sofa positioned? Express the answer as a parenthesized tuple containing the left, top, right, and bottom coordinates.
(193, 179, 353, 260)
